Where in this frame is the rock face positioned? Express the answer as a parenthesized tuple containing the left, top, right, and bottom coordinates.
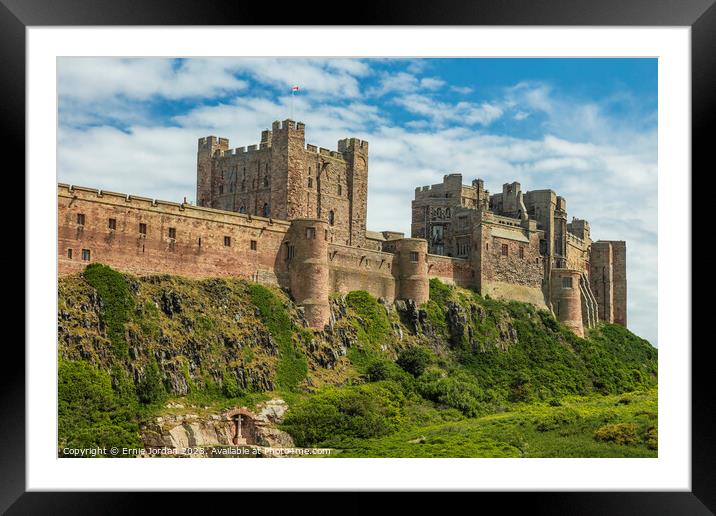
(141, 398, 295, 453)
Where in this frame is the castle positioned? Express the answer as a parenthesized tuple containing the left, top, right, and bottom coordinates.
(57, 119, 626, 336)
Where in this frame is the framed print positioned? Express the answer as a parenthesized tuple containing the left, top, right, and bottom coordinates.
(6, 0, 710, 511)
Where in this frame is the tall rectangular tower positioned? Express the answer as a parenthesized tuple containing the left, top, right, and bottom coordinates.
(195, 119, 370, 247)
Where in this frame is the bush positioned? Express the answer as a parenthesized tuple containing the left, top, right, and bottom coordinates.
(534, 408, 582, 432)
(136, 357, 166, 404)
(416, 369, 487, 417)
(83, 263, 135, 357)
(397, 346, 432, 377)
(366, 360, 390, 382)
(594, 423, 640, 445)
(58, 359, 141, 452)
(222, 369, 244, 398)
(282, 382, 406, 447)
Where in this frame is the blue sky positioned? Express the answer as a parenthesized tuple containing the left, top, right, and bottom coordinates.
(57, 57, 657, 345)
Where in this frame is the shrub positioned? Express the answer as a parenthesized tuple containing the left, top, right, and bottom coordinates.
(136, 356, 166, 404)
(83, 263, 134, 357)
(366, 359, 390, 382)
(534, 408, 582, 432)
(58, 359, 141, 452)
(594, 423, 640, 445)
(221, 369, 244, 398)
(282, 382, 406, 446)
(397, 346, 432, 377)
(416, 369, 487, 417)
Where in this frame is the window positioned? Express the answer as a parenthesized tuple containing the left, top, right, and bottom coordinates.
(263, 176, 269, 188)
(262, 203, 270, 217)
(328, 210, 335, 226)
(250, 240, 257, 251)
(308, 177, 313, 188)
(67, 249, 73, 259)
(501, 244, 509, 256)
(410, 251, 419, 263)
(485, 242, 489, 251)
(139, 223, 147, 236)
(198, 237, 202, 247)
(219, 185, 224, 195)
(562, 277, 573, 289)
(286, 244, 295, 261)
(108, 218, 116, 230)
(306, 227, 316, 240)
(337, 184, 342, 196)
(81, 249, 91, 261)
(224, 236, 231, 247)
(168, 227, 176, 239)
(519, 246, 524, 259)
(76, 213, 85, 226)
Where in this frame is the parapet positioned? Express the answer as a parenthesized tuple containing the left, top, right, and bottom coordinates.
(337, 137, 368, 153)
(271, 119, 305, 133)
(198, 136, 230, 150)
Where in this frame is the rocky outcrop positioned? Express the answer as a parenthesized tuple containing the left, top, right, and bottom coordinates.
(141, 398, 295, 453)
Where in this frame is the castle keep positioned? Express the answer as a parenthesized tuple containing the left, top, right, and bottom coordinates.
(58, 119, 626, 336)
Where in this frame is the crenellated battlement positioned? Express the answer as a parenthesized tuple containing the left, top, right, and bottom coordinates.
(271, 119, 306, 133)
(337, 137, 368, 153)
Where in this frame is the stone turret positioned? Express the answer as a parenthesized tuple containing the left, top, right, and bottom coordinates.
(393, 238, 429, 305)
(287, 218, 330, 329)
(550, 269, 584, 337)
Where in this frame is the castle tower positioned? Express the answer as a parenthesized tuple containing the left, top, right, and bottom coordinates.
(287, 218, 330, 329)
(393, 238, 429, 305)
(338, 138, 369, 247)
(271, 120, 306, 221)
(550, 269, 585, 337)
(197, 136, 229, 207)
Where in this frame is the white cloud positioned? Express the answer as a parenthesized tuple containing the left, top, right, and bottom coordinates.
(58, 58, 249, 101)
(395, 94, 504, 127)
(420, 77, 446, 90)
(450, 85, 474, 95)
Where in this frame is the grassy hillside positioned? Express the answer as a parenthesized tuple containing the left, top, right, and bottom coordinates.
(58, 265, 657, 457)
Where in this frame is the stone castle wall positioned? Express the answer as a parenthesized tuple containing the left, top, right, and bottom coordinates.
(58, 184, 428, 328)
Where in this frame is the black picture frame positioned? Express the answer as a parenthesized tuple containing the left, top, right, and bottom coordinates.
(5, 0, 707, 512)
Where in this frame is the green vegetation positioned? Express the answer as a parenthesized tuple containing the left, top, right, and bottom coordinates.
(246, 283, 307, 390)
(58, 358, 141, 453)
(82, 263, 134, 357)
(58, 268, 657, 458)
(318, 389, 658, 458)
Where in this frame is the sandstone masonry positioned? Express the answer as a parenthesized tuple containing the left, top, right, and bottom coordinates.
(58, 119, 627, 336)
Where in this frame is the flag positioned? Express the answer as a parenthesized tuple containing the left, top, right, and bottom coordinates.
(292, 85, 300, 92)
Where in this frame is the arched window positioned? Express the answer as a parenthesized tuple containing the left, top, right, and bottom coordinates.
(308, 177, 313, 188)
(262, 203, 270, 217)
(328, 210, 335, 226)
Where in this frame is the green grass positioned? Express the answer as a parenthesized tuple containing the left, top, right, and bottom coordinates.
(323, 388, 658, 458)
(247, 283, 307, 390)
